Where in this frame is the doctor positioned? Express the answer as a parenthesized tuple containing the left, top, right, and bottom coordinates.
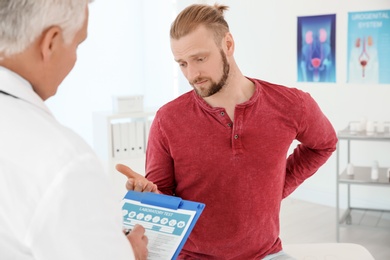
(0, 0, 147, 259)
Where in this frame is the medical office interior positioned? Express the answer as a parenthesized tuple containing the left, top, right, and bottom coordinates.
(45, 0, 390, 259)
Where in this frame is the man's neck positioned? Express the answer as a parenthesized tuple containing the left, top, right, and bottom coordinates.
(204, 73, 255, 121)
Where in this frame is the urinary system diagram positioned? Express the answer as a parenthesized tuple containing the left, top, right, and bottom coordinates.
(300, 28, 332, 82)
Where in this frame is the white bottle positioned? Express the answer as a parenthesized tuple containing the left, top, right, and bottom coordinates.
(366, 121, 375, 135)
(347, 163, 354, 176)
(371, 160, 379, 181)
(376, 121, 385, 133)
(359, 117, 367, 132)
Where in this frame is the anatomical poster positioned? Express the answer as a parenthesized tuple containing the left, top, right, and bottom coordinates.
(347, 10, 390, 84)
(297, 14, 336, 83)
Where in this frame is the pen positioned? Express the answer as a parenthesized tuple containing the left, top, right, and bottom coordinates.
(124, 228, 132, 235)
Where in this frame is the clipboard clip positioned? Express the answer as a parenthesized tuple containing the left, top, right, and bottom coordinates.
(140, 192, 182, 210)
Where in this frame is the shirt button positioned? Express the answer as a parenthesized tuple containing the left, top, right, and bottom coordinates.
(220, 112, 225, 116)
(234, 134, 239, 139)
(227, 123, 232, 127)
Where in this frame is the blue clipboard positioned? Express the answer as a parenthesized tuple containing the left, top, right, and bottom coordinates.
(122, 191, 205, 260)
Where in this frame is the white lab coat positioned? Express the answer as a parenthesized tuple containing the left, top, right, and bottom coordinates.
(0, 67, 135, 260)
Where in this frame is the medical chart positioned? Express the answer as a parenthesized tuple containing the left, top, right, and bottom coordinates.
(121, 198, 197, 260)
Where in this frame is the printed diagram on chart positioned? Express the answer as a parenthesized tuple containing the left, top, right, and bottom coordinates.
(348, 35, 379, 83)
(297, 14, 336, 83)
(122, 205, 191, 236)
(300, 28, 333, 82)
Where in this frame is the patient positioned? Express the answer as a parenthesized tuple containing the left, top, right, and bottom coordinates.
(117, 2, 338, 259)
(0, 1, 147, 259)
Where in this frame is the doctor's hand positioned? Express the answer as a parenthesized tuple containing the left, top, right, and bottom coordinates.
(126, 224, 148, 260)
(116, 164, 159, 193)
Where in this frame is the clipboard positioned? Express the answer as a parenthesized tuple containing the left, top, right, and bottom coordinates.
(121, 191, 205, 260)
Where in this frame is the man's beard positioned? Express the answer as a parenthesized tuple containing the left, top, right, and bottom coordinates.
(191, 50, 230, 98)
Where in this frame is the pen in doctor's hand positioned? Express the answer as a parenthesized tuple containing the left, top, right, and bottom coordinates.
(124, 228, 132, 236)
(126, 224, 148, 260)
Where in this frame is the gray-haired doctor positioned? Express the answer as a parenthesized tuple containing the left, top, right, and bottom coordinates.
(0, 1, 147, 259)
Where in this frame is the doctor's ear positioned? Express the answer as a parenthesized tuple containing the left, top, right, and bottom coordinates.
(39, 26, 62, 61)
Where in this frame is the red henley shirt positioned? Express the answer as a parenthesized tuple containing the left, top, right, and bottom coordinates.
(145, 78, 337, 259)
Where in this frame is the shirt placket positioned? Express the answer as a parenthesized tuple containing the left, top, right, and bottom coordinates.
(217, 108, 244, 154)
(231, 107, 244, 154)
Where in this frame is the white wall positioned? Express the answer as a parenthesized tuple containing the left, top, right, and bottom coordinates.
(46, 0, 176, 145)
(46, 0, 390, 209)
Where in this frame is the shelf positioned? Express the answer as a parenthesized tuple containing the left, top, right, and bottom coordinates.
(336, 122, 390, 242)
(338, 122, 390, 141)
(339, 208, 390, 228)
(92, 110, 156, 168)
(339, 166, 390, 186)
(93, 110, 156, 201)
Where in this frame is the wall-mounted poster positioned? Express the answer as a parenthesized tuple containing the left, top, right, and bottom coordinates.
(297, 14, 336, 83)
(347, 10, 390, 84)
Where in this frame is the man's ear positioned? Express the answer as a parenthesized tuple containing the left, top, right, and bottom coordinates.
(224, 32, 234, 56)
(39, 26, 62, 61)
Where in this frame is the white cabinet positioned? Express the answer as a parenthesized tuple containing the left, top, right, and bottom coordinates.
(336, 121, 390, 242)
(93, 110, 155, 199)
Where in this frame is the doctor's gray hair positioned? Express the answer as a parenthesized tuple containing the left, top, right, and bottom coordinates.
(0, 0, 92, 57)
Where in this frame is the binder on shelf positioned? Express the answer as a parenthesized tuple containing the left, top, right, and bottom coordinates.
(135, 121, 145, 155)
(128, 121, 137, 157)
(121, 191, 205, 260)
(120, 122, 130, 157)
(111, 122, 122, 158)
